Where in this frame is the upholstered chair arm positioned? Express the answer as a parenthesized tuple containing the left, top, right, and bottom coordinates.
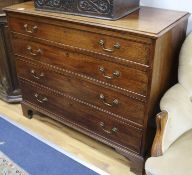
(151, 82, 192, 157)
(151, 111, 168, 157)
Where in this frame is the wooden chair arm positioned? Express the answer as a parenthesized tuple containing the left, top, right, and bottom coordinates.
(151, 111, 168, 157)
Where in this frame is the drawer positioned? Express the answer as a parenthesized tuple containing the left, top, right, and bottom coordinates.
(20, 80, 143, 153)
(9, 17, 151, 65)
(12, 36, 148, 97)
(16, 59, 145, 126)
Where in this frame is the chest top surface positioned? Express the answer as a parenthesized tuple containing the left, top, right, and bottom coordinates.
(4, 1, 189, 38)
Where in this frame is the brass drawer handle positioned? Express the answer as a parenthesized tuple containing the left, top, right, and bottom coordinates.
(30, 70, 44, 80)
(99, 94, 119, 107)
(24, 24, 38, 34)
(27, 46, 42, 56)
(34, 93, 48, 103)
(100, 122, 118, 134)
(98, 40, 120, 52)
(99, 66, 120, 80)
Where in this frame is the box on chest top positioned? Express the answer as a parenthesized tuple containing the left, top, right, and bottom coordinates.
(34, 0, 140, 20)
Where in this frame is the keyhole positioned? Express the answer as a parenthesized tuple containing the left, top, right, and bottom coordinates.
(65, 52, 69, 57)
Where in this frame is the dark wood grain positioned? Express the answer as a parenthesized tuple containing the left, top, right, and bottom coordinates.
(20, 79, 143, 154)
(9, 16, 151, 65)
(5, 2, 189, 174)
(12, 36, 148, 98)
(16, 58, 146, 127)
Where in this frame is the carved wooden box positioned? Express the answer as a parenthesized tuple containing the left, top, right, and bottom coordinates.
(34, 0, 140, 20)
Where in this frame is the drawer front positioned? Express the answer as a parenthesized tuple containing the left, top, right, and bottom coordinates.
(12, 36, 148, 97)
(9, 17, 151, 65)
(20, 80, 143, 153)
(16, 59, 145, 126)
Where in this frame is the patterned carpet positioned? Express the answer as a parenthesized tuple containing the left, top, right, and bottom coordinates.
(0, 151, 28, 175)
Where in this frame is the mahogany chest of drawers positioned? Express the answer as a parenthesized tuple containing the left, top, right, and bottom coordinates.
(5, 2, 189, 174)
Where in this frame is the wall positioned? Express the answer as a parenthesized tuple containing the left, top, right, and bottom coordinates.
(141, 0, 192, 34)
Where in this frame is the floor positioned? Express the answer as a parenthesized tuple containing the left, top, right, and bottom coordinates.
(0, 100, 135, 175)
